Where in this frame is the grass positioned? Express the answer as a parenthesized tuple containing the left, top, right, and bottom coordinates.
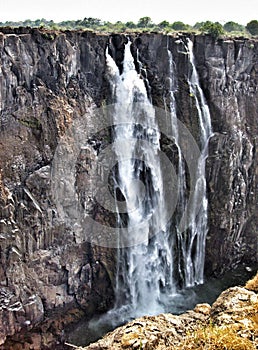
(174, 271, 258, 350)
(176, 324, 256, 350)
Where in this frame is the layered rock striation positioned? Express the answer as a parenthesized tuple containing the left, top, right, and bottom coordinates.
(0, 28, 114, 348)
(0, 28, 257, 348)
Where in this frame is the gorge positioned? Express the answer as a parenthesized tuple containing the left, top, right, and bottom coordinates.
(0, 28, 257, 349)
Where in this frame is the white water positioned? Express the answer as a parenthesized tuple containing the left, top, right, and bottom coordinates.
(102, 38, 212, 323)
(183, 38, 212, 286)
(106, 42, 175, 320)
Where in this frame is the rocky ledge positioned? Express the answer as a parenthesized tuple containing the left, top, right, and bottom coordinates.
(74, 271, 258, 350)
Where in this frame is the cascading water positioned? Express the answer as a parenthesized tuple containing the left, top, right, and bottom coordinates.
(106, 41, 175, 319)
(101, 37, 212, 324)
(166, 38, 212, 288)
(182, 38, 212, 286)
(165, 44, 187, 289)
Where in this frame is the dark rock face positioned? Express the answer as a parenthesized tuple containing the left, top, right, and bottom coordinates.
(0, 29, 114, 348)
(130, 33, 257, 275)
(193, 36, 257, 275)
(0, 28, 257, 348)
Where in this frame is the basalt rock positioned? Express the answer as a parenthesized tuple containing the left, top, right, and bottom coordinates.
(78, 271, 258, 350)
(0, 28, 114, 348)
(193, 36, 258, 275)
(0, 28, 257, 348)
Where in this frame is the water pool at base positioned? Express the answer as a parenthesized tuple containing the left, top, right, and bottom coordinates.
(66, 264, 257, 347)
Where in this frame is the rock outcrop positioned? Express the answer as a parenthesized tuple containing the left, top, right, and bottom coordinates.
(193, 36, 258, 275)
(77, 271, 258, 349)
(0, 28, 114, 348)
(0, 28, 257, 348)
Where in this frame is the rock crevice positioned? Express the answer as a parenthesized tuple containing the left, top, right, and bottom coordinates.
(0, 29, 257, 348)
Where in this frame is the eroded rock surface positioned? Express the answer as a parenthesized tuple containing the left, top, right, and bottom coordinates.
(193, 36, 258, 275)
(0, 28, 114, 348)
(0, 28, 257, 348)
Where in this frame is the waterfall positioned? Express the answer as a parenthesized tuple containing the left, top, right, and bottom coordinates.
(106, 41, 176, 320)
(167, 38, 212, 288)
(166, 45, 187, 289)
(178, 38, 212, 286)
(103, 37, 212, 322)
(187, 39, 212, 147)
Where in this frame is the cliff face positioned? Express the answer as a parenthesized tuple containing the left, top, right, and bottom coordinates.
(0, 29, 114, 348)
(194, 36, 257, 274)
(0, 28, 257, 348)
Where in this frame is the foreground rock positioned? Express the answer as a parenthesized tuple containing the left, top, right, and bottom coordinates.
(78, 271, 258, 350)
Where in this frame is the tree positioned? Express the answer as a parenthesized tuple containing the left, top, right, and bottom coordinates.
(223, 21, 244, 32)
(81, 17, 101, 27)
(137, 17, 153, 28)
(158, 20, 170, 28)
(113, 21, 126, 31)
(246, 20, 258, 35)
(125, 21, 136, 29)
(34, 19, 41, 26)
(23, 19, 33, 26)
(193, 22, 205, 29)
(171, 21, 189, 31)
(200, 21, 224, 38)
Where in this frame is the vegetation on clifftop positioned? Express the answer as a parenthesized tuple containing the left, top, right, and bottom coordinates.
(0, 17, 257, 37)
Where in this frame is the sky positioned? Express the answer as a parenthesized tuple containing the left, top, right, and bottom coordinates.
(0, 0, 257, 25)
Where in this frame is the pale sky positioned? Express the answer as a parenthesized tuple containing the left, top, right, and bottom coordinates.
(0, 0, 257, 25)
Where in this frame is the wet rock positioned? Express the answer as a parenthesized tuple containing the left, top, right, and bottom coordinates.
(0, 28, 257, 348)
(0, 28, 113, 348)
(80, 272, 258, 350)
(193, 36, 258, 275)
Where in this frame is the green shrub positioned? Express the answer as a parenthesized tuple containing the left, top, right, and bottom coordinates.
(246, 20, 258, 35)
(137, 16, 153, 28)
(193, 22, 205, 29)
(158, 20, 170, 29)
(200, 21, 224, 39)
(125, 21, 136, 29)
(224, 21, 244, 32)
(171, 21, 189, 31)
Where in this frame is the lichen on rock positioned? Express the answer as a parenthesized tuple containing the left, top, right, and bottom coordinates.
(76, 271, 258, 349)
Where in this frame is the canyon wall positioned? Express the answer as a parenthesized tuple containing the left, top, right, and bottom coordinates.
(0, 28, 257, 348)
